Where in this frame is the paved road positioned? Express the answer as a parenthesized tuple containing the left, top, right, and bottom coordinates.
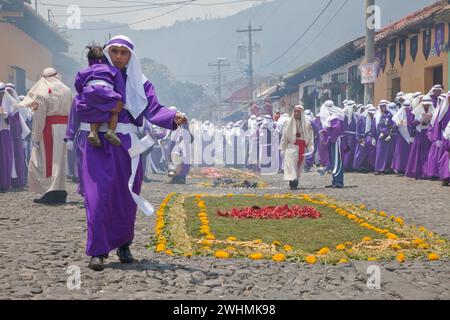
(0, 171, 449, 300)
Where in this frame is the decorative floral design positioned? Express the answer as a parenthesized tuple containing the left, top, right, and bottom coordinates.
(150, 193, 449, 265)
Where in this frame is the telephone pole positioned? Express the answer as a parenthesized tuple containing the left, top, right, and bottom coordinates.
(363, 0, 375, 105)
(237, 23, 262, 102)
(208, 58, 230, 124)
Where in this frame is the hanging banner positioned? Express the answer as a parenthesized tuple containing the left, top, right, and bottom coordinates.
(410, 35, 418, 62)
(399, 39, 406, 66)
(360, 62, 378, 84)
(389, 42, 397, 67)
(434, 23, 445, 56)
(423, 29, 432, 60)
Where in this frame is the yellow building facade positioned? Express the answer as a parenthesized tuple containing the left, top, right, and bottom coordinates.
(375, 23, 449, 103)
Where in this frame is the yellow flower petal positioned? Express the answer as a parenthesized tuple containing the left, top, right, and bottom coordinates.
(272, 253, 286, 262)
(305, 255, 317, 264)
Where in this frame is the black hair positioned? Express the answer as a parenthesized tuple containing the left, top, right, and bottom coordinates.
(86, 43, 107, 63)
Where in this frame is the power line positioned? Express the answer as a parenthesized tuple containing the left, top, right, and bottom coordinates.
(283, 0, 349, 71)
(260, 0, 334, 69)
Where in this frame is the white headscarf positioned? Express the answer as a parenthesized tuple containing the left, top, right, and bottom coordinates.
(387, 102, 398, 116)
(412, 96, 435, 131)
(319, 100, 345, 128)
(282, 105, 313, 151)
(5, 83, 19, 102)
(362, 105, 377, 134)
(343, 102, 356, 125)
(431, 91, 450, 127)
(392, 101, 414, 144)
(103, 35, 148, 120)
(19, 67, 68, 109)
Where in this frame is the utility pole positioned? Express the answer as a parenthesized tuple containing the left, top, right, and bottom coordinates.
(237, 23, 262, 103)
(208, 58, 230, 124)
(35, 0, 38, 11)
(363, 0, 375, 105)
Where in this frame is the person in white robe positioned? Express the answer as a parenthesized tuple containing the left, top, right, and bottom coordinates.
(280, 105, 314, 190)
(19, 68, 73, 204)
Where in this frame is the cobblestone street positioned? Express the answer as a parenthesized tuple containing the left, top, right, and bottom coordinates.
(0, 171, 449, 300)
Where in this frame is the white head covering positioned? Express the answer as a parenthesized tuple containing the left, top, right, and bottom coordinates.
(283, 105, 313, 148)
(343, 101, 357, 124)
(19, 67, 69, 110)
(431, 91, 450, 127)
(392, 100, 414, 144)
(362, 106, 377, 134)
(387, 102, 398, 116)
(5, 83, 19, 101)
(412, 96, 435, 129)
(103, 35, 148, 120)
(319, 100, 345, 128)
(428, 84, 443, 96)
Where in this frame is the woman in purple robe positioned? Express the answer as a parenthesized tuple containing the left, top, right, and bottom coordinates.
(342, 102, 358, 172)
(374, 103, 397, 175)
(71, 35, 186, 271)
(0, 83, 14, 192)
(391, 100, 414, 175)
(440, 122, 450, 186)
(425, 93, 449, 179)
(405, 96, 435, 180)
(353, 106, 377, 173)
(316, 116, 331, 170)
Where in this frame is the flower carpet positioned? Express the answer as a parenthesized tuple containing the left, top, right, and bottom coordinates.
(150, 193, 449, 265)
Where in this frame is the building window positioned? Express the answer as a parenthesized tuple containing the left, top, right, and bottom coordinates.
(10, 67, 26, 95)
(425, 64, 443, 91)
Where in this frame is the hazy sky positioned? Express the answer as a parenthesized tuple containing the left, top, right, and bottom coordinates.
(36, 0, 271, 30)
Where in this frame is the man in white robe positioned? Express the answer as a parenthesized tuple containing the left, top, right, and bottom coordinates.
(280, 105, 314, 190)
(19, 68, 73, 204)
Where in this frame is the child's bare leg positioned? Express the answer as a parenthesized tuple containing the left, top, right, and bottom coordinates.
(104, 112, 122, 146)
(88, 123, 102, 147)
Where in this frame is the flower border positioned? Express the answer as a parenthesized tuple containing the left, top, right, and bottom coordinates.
(150, 193, 449, 264)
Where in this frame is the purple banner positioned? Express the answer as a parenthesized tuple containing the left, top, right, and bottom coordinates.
(434, 23, 445, 56)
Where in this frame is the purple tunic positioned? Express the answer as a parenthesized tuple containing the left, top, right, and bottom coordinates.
(0, 129, 13, 191)
(353, 116, 376, 171)
(73, 67, 176, 257)
(316, 118, 331, 169)
(9, 113, 27, 188)
(439, 138, 450, 181)
(405, 117, 432, 180)
(375, 112, 397, 173)
(425, 109, 450, 178)
(343, 115, 357, 171)
(392, 107, 414, 173)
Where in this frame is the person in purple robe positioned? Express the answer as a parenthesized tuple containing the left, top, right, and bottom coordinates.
(316, 115, 331, 172)
(428, 84, 444, 108)
(374, 102, 398, 175)
(391, 100, 415, 176)
(71, 35, 187, 271)
(5, 84, 28, 189)
(425, 93, 449, 180)
(304, 110, 318, 172)
(342, 101, 358, 172)
(440, 122, 450, 186)
(405, 96, 435, 180)
(353, 105, 377, 173)
(0, 83, 14, 193)
(320, 100, 345, 188)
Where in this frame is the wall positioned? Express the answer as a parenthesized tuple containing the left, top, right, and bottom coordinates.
(374, 23, 449, 104)
(0, 22, 52, 91)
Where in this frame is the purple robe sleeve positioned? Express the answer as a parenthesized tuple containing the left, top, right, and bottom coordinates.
(143, 81, 177, 130)
(326, 118, 343, 144)
(66, 99, 80, 141)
